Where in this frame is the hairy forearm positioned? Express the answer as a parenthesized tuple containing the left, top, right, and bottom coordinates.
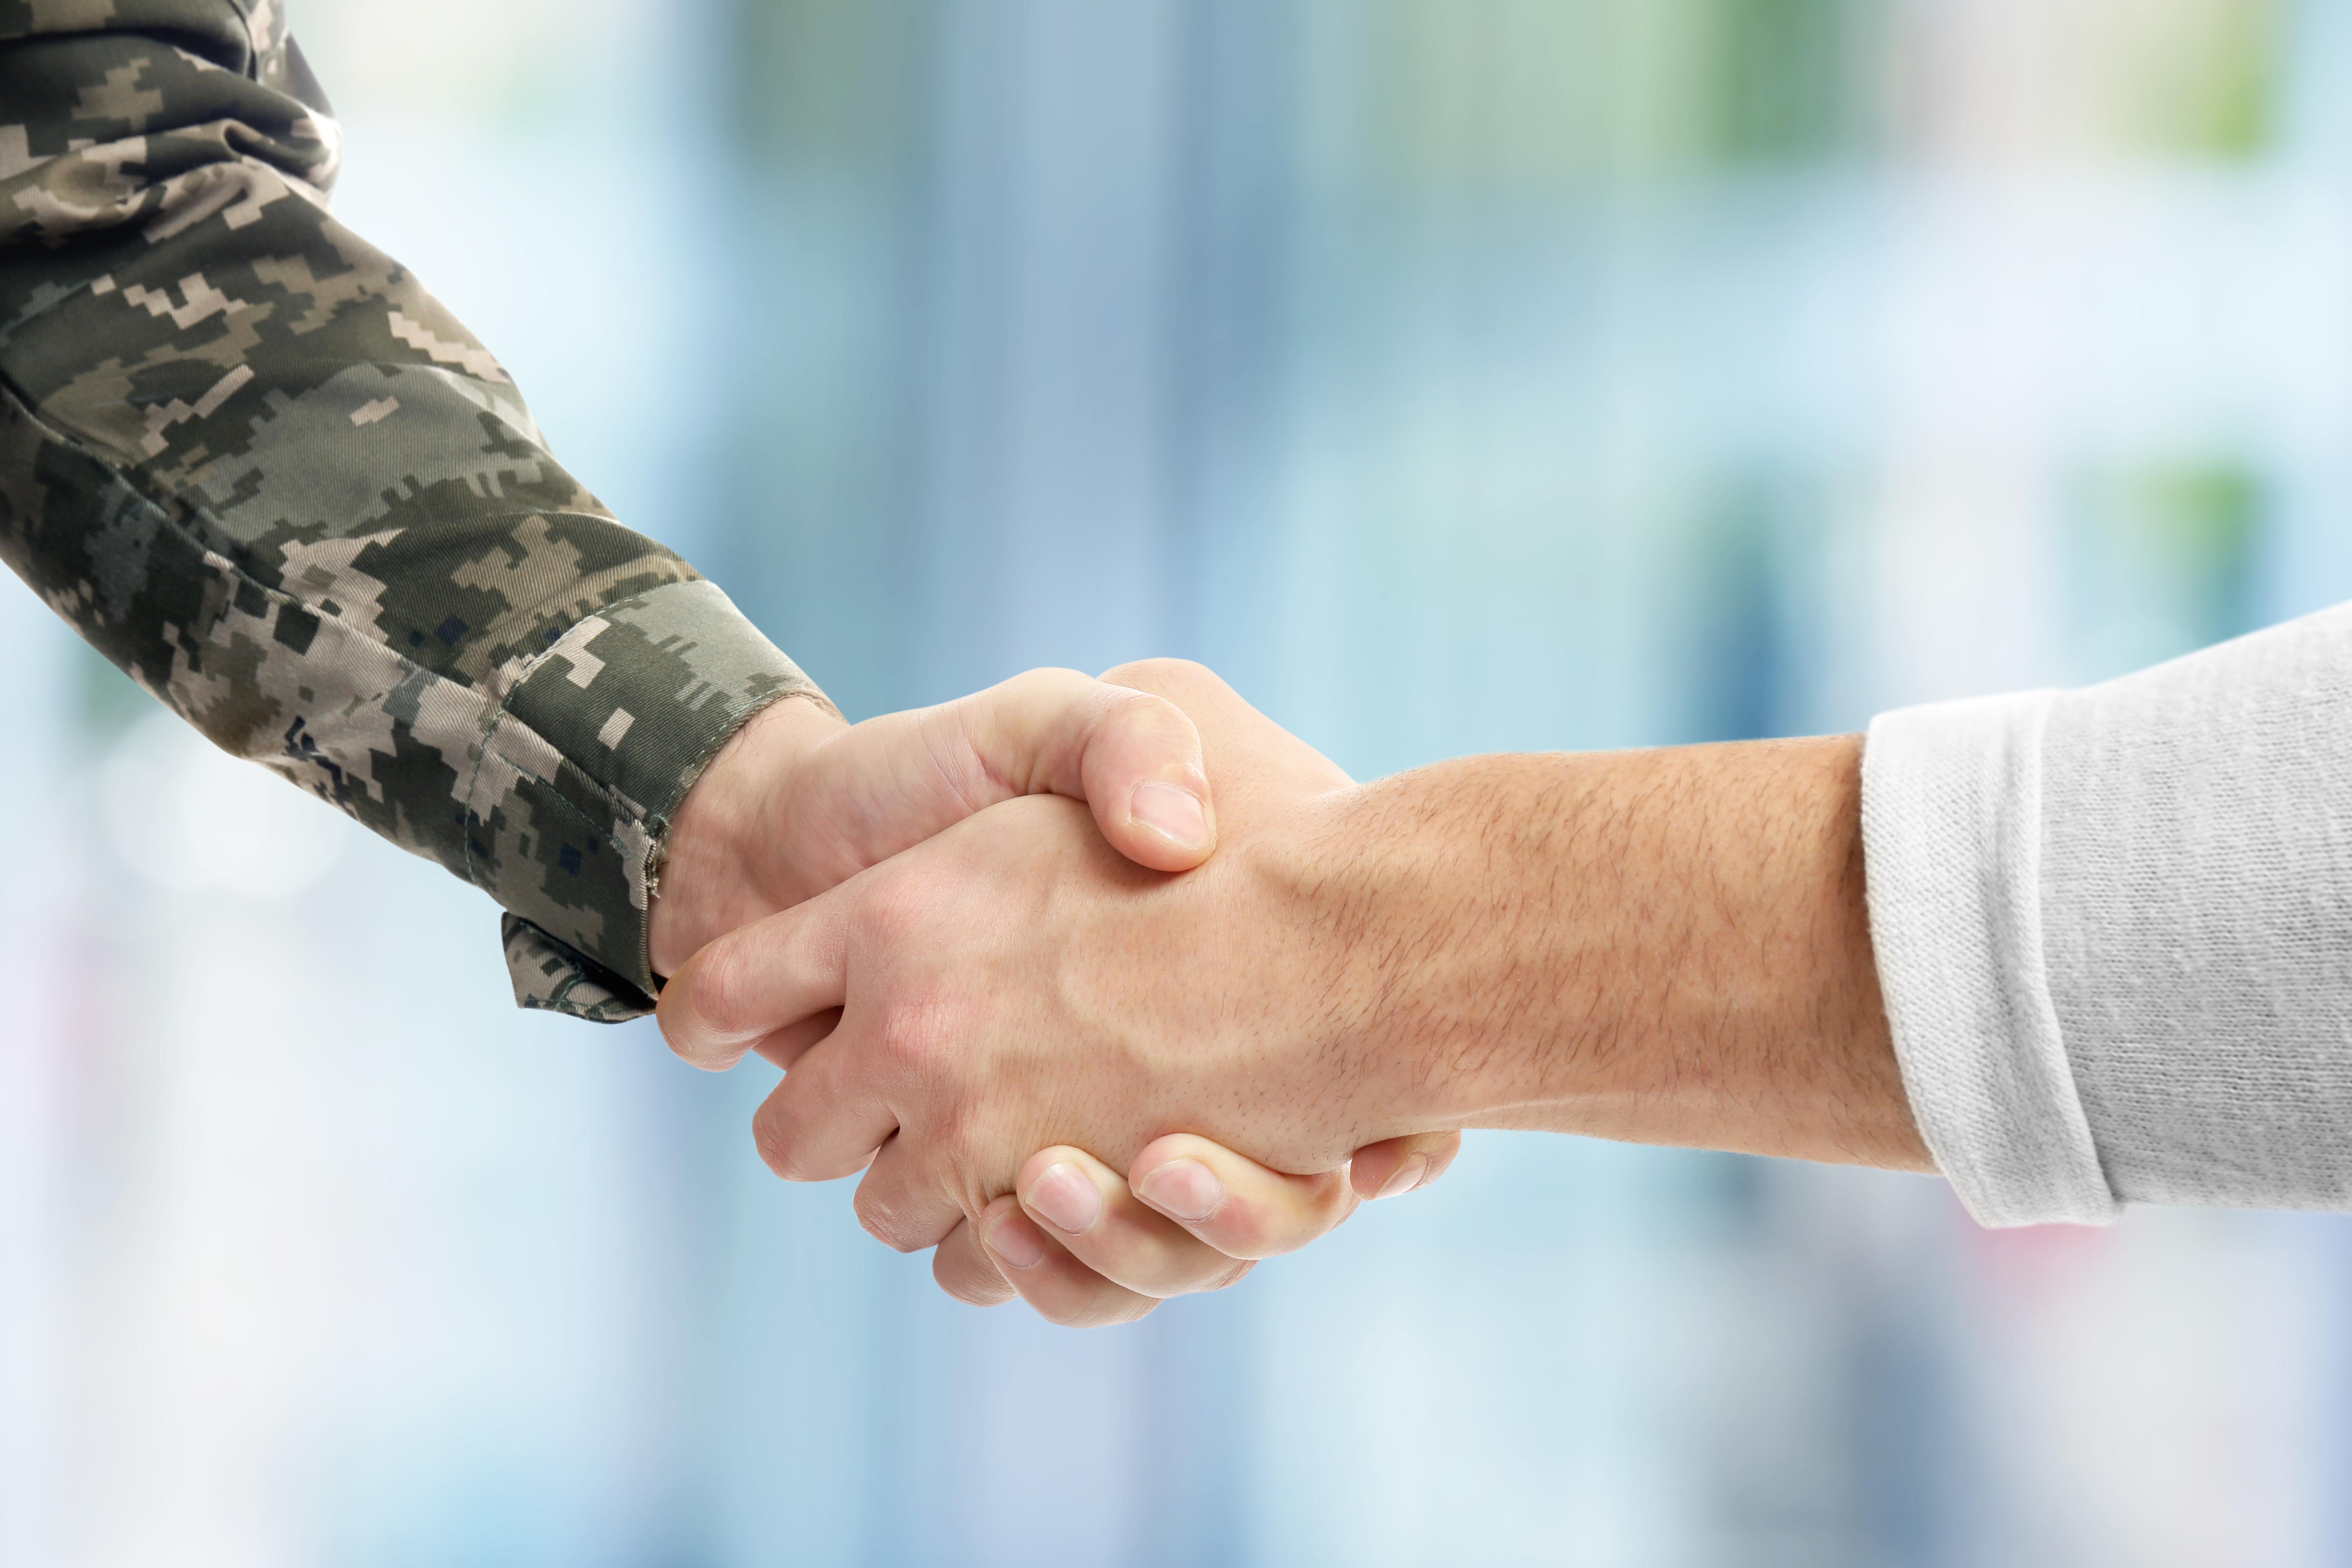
(1299, 736, 1929, 1171)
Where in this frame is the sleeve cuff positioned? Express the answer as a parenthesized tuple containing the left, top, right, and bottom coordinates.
(1862, 690, 2120, 1227)
(470, 578, 823, 1020)
(503, 915, 654, 1023)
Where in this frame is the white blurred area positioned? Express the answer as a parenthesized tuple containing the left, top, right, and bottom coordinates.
(0, 656, 696, 1567)
(102, 712, 350, 899)
(8, 2, 2352, 1566)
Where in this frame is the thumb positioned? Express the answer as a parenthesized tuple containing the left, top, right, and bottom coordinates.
(947, 668, 1218, 873)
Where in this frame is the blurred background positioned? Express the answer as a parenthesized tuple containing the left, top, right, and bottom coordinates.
(6, 0, 2352, 1562)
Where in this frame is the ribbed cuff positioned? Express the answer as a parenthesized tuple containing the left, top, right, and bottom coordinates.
(1862, 691, 2119, 1227)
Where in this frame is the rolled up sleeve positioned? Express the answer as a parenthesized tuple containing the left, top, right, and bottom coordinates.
(1863, 602, 2352, 1223)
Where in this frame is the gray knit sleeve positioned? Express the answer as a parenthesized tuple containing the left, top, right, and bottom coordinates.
(1862, 602, 2352, 1225)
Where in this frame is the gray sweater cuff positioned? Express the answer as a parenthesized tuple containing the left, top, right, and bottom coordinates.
(1861, 693, 2120, 1227)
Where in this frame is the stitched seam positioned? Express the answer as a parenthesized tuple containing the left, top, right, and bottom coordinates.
(465, 579, 780, 989)
(460, 577, 699, 855)
(457, 582, 686, 884)
(635, 683, 830, 955)
(219, 0, 260, 78)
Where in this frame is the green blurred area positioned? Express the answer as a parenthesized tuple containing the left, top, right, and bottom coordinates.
(1359, 0, 1861, 182)
(720, 0, 2280, 183)
(1712, 0, 1863, 159)
(2125, 0, 2279, 157)
(726, 0, 928, 169)
(1355, 0, 2278, 189)
(2072, 461, 2264, 679)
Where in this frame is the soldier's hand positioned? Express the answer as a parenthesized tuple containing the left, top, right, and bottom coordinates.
(647, 667, 1217, 978)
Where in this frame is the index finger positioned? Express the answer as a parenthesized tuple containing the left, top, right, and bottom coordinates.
(655, 891, 852, 1071)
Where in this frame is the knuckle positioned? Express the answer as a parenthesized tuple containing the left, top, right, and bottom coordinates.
(1198, 1191, 1329, 1260)
(1036, 1294, 1109, 1330)
(1104, 686, 1190, 742)
(1200, 1258, 1257, 1294)
(1100, 656, 1207, 691)
(853, 1185, 929, 1254)
(1203, 1211, 1274, 1258)
(655, 1003, 702, 1066)
(853, 874, 931, 952)
(1003, 666, 1088, 705)
(928, 1108, 992, 1184)
(871, 995, 959, 1086)
(752, 1111, 813, 1183)
(936, 1261, 1012, 1307)
(1089, 1297, 1162, 1329)
(679, 941, 757, 1047)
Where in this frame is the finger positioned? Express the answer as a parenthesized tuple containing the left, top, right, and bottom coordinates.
(1097, 658, 1354, 799)
(932, 1218, 1016, 1307)
(656, 895, 851, 1072)
(748, 1029, 900, 1183)
(1126, 1134, 1358, 1261)
(747, 1008, 841, 1072)
(1350, 1131, 1463, 1202)
(1015, 1147, 1256, 1299)
(948, 668, 1216, 874)
(777, 669, 1217, 890)
(849, 1131, 974, 1254)
(976, 1196, 1160, 1328)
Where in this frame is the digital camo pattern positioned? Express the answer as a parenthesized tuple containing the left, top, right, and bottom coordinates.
(0, 1, 823, 1019)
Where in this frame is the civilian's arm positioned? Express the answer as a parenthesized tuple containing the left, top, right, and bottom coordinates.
(656, 663, 1929, 1281)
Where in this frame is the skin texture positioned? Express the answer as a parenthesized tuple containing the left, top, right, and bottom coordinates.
(656, 662, 1928, 1324)
(648, 666, 1458, 1321)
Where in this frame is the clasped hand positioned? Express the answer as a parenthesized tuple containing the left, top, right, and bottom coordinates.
(649, 662, 1456, 1326)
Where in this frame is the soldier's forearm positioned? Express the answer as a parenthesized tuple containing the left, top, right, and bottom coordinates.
(0, 4, 813, 1020)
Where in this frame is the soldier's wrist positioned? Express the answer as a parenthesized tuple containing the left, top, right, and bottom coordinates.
(648, 693, 847, 978)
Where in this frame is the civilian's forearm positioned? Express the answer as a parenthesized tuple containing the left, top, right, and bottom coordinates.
(1295, 738, 1929, 1171)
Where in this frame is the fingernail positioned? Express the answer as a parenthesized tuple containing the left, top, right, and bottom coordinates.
(1137, 1158, 1225, 1222)
(1026, 1162, 1102, 1235)
(987, 1212, 1048, 1270)
(1372, 1154, 1430, 1200)
(1130, 780, 1210, 852)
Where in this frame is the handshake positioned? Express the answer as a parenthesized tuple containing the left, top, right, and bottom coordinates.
(646, 660, 1462, 1327)
(649, 660, 1928, 1327)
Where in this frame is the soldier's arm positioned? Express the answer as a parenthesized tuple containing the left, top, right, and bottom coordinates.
(0, 2, 826, 1020)
(0, 4, 1452, 1327)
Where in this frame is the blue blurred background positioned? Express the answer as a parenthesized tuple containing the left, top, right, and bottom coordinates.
(7, 0, 2352, 1562)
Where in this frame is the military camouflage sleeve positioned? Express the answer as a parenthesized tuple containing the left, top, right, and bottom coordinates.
(0, 2, 826, 1022)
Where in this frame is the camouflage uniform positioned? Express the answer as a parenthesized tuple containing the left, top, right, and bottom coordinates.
(0, 1, 824, 1021)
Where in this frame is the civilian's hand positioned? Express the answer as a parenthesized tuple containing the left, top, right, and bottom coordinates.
(927, 1128, 1459, 1326)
